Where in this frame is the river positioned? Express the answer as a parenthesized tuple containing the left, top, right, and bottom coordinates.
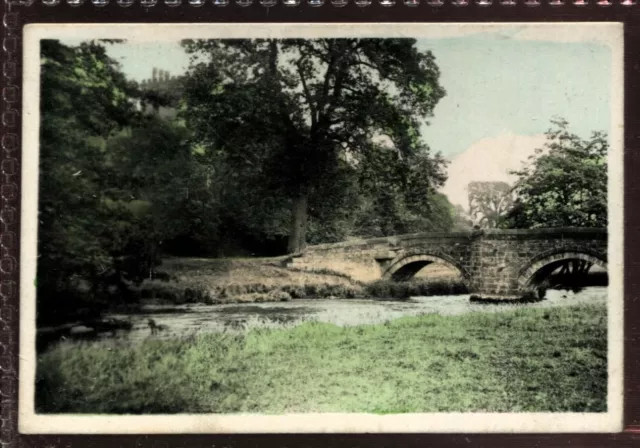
(104, 286, 607, 341)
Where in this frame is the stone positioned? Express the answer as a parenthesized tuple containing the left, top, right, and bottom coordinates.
(295, 228, 607, 301)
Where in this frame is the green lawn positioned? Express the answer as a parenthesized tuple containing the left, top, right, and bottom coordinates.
(36, 302, 607, 414)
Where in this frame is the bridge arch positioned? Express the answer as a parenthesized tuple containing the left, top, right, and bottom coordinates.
(383, 252, 470, 284)
(518, 249, 608, 290)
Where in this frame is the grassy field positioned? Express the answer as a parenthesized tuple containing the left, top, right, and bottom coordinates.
(36, 301, 607, 414)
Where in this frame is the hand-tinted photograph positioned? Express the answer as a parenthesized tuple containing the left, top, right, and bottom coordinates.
(19, 23, 623, 434)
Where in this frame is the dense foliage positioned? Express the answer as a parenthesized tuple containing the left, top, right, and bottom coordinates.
(502, 119, 608, 229)
(38, 40, 607, 325)
(38, 40, 144, 323)
(38, 39, 458, 323)
(181, 38, 448, 252)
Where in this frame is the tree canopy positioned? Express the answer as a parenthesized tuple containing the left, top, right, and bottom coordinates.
(38, 40, 142, 323)
(502, 118, 608, 229)
(181, 38, 447, 252)
(37, 40, 609, 327)
(468, 181, 514, 228)
(37, 39, 458, 323)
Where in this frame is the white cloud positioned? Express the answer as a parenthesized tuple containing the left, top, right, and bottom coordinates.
(440, 132, 547, 210)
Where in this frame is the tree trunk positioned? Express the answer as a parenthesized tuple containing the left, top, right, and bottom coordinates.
(287, 192, 308, 254)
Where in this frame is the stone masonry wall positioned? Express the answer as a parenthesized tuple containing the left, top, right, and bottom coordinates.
(288, 228, 607, 299)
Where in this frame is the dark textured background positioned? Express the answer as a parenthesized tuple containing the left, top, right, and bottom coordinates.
(1, 3, 640, 446)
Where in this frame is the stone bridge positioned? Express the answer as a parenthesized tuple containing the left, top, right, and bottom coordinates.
(287, 228, 607, 300)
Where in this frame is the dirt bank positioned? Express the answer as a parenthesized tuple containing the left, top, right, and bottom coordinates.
(131, 257, 464, 306)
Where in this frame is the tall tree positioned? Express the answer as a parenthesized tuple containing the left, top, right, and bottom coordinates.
(38, 40, 139, 322)
(182, 38, 446, 253)
(502, 118, 608, 229)
(106, 117, 224, 263)
(467, 181, 514, 228)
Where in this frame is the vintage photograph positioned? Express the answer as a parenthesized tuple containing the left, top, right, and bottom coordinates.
(19, 23, 623, 433)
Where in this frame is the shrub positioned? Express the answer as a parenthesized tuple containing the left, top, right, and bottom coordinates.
(282, 285, 306, 299)
(304, 284, 319, 297)
(364, 279, 468, 299)
(268, 290, 292, 302)
(344, 286, 360, 299)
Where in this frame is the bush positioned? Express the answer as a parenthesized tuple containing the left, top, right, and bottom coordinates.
(282, 285, 306, 299)
(135, 276, 470, 304)
(134, 264, 367, 304)
(344, 286, 360, 299)
(364, 279, 468, 299)
(304, 284, 319, 297)
(268, 290, 292, 302)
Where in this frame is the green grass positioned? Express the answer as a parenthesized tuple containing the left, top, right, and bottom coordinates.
(36, 302, 607, 414)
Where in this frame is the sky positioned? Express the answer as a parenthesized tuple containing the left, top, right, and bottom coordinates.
(89, 30, 613, 208)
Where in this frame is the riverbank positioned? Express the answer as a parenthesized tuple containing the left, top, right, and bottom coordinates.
(34, 257, 465, 349)
(131, 257, 465, 306)
(36, 300, 607, 414)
